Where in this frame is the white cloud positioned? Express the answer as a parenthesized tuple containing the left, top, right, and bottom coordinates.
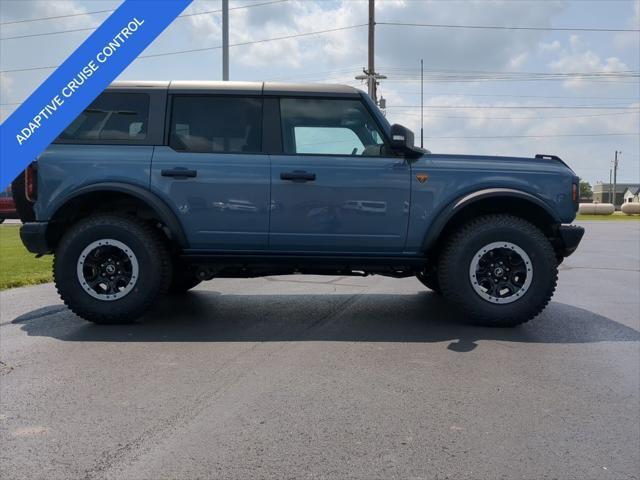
(613, 0, 640, 50)
(0, 0, 100, 31)
(509, 52, 529, 69)
(0, 0, 635, 184)
(179, 0, 636, 184)
(0, 73, 14, 99)
(184, 0, 564, 75)
(0, 73, 15, 121)
(374, 0, 564, 71)
(184, 0, 368, 70)
(539, 40, 561, 53)
(548, 35, 629, 89)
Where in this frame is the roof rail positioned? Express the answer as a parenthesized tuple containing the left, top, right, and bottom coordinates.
(535, 154, 562, 161)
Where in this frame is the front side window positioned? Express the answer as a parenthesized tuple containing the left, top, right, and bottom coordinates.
(169, 96, 262, 154)
(59, 93, 149, 141)
(280, 98, 386, 156)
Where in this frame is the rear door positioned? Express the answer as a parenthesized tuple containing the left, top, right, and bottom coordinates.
(151, 95, 270, 250)
(269, 97, 411, 253)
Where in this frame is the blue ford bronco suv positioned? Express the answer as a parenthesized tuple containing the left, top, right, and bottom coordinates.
(15, 81, 584, 326)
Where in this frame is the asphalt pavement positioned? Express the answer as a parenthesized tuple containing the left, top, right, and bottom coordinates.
(1, 221, 639, 480)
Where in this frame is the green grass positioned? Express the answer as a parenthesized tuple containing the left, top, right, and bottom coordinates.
(576, 214, 640, 221)
(0, 225, 52, 290)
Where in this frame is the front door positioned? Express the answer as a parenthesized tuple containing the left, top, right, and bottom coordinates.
(151, 95, 270, 250)
(270, 97, 410, 253)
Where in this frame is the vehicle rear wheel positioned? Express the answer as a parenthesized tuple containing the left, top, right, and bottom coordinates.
(438, 214, 557, 327)
(54, 214, 172, 324)
(0, 218, 4, 224)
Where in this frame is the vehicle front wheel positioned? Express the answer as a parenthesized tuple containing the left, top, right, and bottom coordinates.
(438, 214, 557, 327)
(54, 214, 172, 324)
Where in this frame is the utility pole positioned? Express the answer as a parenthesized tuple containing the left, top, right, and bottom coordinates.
(367, 0, 376, 101)
(420, 58, 424, 148)
(222, 0, 229, 81)
(609, 168, 613, 203)
(612, 150, 620, 208)
(355, 0, 386, 105)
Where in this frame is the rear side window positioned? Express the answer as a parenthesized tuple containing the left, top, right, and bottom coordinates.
(169, 96, 262, 154)
(59, 93, 149, 141)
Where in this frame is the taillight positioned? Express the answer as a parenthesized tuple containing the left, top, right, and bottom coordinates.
(25, 163, 37, 202)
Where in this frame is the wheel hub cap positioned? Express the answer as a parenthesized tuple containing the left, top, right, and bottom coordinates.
(469, 241, 533, 304)
(76, 239, 139, 301)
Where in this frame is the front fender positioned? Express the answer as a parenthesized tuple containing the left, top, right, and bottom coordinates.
(421, 188, 561, 251)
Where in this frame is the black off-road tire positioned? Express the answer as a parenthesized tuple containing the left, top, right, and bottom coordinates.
(169, 258, 201, 293)
(416, 268, 441, 293)
(438, 214, 557, 327)
(54, 214, 172, 324)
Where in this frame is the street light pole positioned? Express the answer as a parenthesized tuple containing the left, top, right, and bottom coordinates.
(222, 0, 229, 81)
(612, 150, 620, 208)
(420, 58, 424, 148)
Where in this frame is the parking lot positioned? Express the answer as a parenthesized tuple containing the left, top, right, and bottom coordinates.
(1, 220, 638, 479)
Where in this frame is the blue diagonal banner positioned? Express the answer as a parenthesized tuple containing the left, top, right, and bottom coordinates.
(0, 0, 193, 189)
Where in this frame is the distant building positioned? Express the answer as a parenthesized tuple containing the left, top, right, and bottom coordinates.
(592, 183, 640, 207)
(623, 186, 640, 203)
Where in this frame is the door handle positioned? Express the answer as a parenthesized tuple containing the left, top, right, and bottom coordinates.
(161, 168, 197, 179)
(280, 171, 316, 182)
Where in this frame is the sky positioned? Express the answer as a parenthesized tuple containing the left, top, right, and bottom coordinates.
(0, 0, 638, 185)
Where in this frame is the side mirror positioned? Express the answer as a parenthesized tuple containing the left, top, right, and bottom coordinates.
(389, 124, 415, 153)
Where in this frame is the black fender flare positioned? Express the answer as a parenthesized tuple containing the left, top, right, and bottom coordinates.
(50, 182, 188, 247)
(421, 188, 560, 251)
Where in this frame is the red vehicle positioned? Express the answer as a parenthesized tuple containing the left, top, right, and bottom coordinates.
(0, 186, 19, 223)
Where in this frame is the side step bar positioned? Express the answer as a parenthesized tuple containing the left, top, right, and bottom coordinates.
(180, 251, 426, 268)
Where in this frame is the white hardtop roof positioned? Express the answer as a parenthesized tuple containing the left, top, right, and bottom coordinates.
(107, 81, 361, 96)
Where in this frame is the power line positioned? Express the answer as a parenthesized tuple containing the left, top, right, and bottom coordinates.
(387, 73, 639, 79)
(0, 8, 113, 25)
(425, 133, 639, 139)
(386, 105, 640, 109)
(381, 67, 639, 78)
(384, 74, 639, 81)
(0, 63, 62, 74)
(138, 24, 366, 59)
(389, 111, 640, 120)
(384, 79, 639, 85)
(385, 91, 640, 101)
(0, 24, 366, 74)
(384, 66, 639, 73)
(377, 21, 640, 33)
(381, 70, 639, 84)
(1, 26, 105, 41)
(265, 67, 361, 81)
(0, 0, 290, 40)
